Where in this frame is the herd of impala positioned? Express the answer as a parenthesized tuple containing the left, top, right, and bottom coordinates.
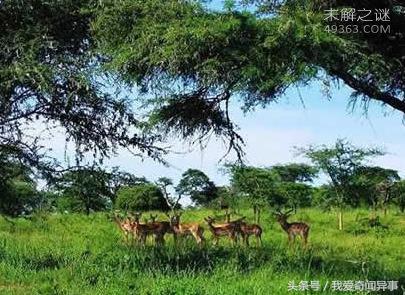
(113, 209, 310, 248)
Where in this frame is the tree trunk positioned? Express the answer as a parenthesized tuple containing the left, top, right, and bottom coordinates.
(253, 205, 257, 223)
(383, 205, 388, 216)
(256, 208, 261, 224)
(371, 203, 377, 219)
(338, 210, 343, 230)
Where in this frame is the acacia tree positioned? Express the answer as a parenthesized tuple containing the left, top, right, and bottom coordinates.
(352, 166, 399, 216)
(271, 163, 318, 183)
(269, 163, 317, 212)
(0, 0, 164, 176)
(176, 169, 218, 206)
(156, 177, 182, 215)
(299, 139, 384, 230)
(228, 165, 284, 223)
(49, 167, 110, 214)
(392, 180, 405, 213)
(91, 0, 405, 158)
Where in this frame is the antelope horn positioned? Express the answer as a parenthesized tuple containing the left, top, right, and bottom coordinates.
(284, 208, 294, 215)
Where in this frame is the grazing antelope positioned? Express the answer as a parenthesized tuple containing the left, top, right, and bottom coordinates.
(113, 212, 135, 244)
(239, 221, 262, 247)
(274, 210, 310, 247)
(204, 216, 242, 246)
(168, 212, 205, 246)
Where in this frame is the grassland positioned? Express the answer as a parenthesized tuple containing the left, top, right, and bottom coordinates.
(0, 208, 404, 294)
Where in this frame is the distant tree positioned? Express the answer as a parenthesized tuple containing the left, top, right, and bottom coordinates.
(352, 166, 399, 216)
(269, 163, 317, 211)
(228, 165, 283, 223)
(48, 166, 144, 214)
(115, 183, 169, 212)
(392, 180, 405, 213)
(299, 139, 384, 230)
(156, 177, 182, 214)
(312, 185, 335, 209)
(215, 186, 235, 209)
(271, 163, 318, 183)
(49, 167, 113, 214)
(107, 168, 148, 203)
(176, 169, 218, 206)
(277, 182, 313, 213)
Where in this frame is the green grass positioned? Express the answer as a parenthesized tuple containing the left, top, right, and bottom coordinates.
(0, 208, 404, 294)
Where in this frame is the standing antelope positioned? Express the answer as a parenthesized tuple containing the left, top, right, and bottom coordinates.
(204, 216, 242, 246)
(113, 212, 134, 244)
(168, 212, 205, 246)
(274, 210, 310, 247)
(239, 221, 262, 247)
(132, 213, 170, 246)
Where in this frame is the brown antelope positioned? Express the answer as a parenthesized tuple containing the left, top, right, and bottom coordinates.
(132, 213, 170, 246)
(274, 210, 310, 247)
(168, 212, 205, 246)
(239, 220, 262, 247)
(204, 216, 243, 246)
(113, 212, 134, 244)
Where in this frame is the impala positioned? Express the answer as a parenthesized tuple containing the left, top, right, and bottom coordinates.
(239, 220, 262, 247)
(204, 216, 242, 246)
(274, 209, 310, 247)
(113, 212, 134, 244)
(132, 213, 170, 246)
(168, 212, 205, 246)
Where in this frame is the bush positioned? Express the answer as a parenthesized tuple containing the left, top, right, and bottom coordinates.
(115, 184, 169, 211)
(0, 180, 38, 217)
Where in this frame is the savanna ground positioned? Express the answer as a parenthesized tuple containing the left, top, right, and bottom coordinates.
(0, 208, 403, 295)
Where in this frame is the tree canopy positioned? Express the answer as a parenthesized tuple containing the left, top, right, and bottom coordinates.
(2, 0, 404, 166)
(92, 0, 405, 157)
(115, 183, 169, 212)
(0, 0, 164, 174)
(176, 169, 218, 206)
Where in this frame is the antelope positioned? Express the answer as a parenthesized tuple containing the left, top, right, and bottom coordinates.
(239, 221, 262, 247)
(132, 213, 170, 246)
(274, 209, 310, 247)
(113, 212, 134, 244)
(204, 216, 243, 246)
(168, 212, 205, 246)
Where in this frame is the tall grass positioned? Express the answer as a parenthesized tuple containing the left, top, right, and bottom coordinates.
(0, 208, 403, 294)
